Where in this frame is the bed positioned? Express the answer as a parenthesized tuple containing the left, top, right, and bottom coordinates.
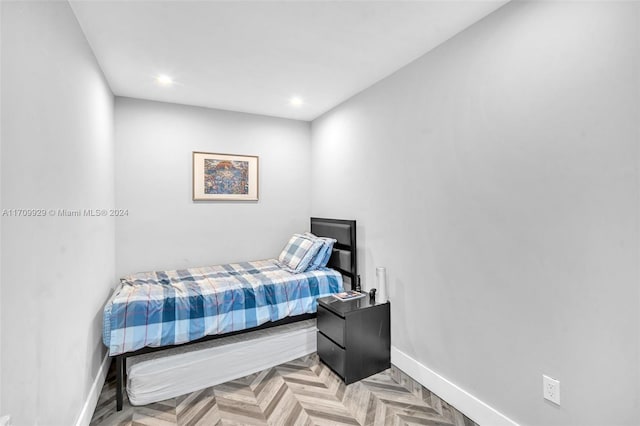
(104, 217, 357, 411)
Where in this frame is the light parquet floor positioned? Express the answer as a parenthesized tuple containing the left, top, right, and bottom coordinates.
(90, 354, 479, 426)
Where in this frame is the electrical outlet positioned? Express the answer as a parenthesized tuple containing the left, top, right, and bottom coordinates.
(543, 375, 560, 405)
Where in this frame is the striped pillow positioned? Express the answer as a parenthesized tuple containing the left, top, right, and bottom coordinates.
(303, 233, 336, 271)
(318, 239, 336, 267)
(278, 234, 324, 273)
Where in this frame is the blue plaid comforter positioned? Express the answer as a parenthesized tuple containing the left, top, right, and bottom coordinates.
(103, 259, 342, 355)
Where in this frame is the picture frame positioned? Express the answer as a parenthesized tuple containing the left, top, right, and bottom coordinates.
(192, 151, 259, 201)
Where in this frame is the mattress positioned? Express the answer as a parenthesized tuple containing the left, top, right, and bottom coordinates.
(126, 319, 317, 405)
(103, 259, 342, 355)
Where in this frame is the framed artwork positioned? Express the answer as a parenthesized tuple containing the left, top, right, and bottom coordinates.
(193, 152, 259, 201)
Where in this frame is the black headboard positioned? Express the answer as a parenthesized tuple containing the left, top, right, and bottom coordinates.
(310, 217, 358, 291)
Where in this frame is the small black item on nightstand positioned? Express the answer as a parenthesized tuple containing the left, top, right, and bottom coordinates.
(369, 288, 376, 302)
(316, 295, 390, 384)
(355, 275, 362, 292)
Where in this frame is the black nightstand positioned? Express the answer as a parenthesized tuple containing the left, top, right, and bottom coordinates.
(316, 295, 390, 384)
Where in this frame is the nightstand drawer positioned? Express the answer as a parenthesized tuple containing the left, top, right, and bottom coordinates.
(317, 332, 345, 378)
(317, 304, 345, 347)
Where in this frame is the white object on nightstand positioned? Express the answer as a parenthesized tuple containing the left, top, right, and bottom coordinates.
(376, 266, 388, 303)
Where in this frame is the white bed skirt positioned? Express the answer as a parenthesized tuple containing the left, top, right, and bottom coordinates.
(126, 319, 317, 405)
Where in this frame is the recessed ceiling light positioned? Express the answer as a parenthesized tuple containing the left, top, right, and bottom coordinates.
(156, 74, 173, 86)
(290, 96, 303, 107)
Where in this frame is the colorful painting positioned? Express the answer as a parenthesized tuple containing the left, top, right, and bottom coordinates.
(193, 152, 259, 201)
(204, 159, 249, 195)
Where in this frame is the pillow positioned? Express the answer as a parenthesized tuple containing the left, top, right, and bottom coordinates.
(278, 234, 324, 273)
(318, 239, 336, 267)
(303, 232, 336, 271)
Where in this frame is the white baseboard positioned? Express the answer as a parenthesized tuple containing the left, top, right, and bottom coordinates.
(391, 346, 519, 426)
(75, 353, 111, 426)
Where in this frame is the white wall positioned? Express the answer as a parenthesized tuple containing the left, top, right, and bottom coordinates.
(312, 2, 639, 425)
(115, 97, 311, 277)
(1, 1, 115, 425)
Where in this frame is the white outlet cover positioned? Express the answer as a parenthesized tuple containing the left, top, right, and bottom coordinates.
(543, 375, 560, 405)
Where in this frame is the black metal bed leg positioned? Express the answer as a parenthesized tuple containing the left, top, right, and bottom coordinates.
(116, 355, 123, 411)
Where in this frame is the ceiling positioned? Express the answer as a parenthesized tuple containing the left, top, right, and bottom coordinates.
(70, 1, 508, 121)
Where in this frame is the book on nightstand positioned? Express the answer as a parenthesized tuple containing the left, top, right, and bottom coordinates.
(333, 290, 366, 301)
